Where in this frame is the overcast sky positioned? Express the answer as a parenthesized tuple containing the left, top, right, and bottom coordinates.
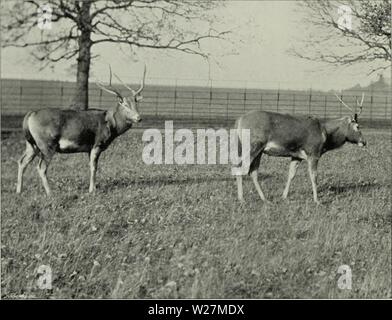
(1, 1, 389, 90)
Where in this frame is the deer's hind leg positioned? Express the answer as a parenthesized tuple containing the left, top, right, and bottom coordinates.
(17, 141, 38, 194)
(37, 155, 53, 196)
(249, 151, 268, 202)
(236, 142, 265, 202)
(307, 156, 320, 204)
(35, 145, 55, 196)
(282, 158, 302, 200)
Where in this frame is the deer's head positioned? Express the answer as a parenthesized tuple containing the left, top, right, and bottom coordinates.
(97, 65, 146, 124)
(335, 93, 366, 147)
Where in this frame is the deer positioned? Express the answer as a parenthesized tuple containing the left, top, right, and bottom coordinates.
(233, 93, 366, 204)
(16, 65, 146, 196)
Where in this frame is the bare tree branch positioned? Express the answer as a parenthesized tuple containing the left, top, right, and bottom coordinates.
(1, 0, 230, 108)
(291, 0, 391, 74)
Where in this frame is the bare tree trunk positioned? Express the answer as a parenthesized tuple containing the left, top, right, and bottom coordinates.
(72, 1, 92, 110)
(72, 32, 91, 110)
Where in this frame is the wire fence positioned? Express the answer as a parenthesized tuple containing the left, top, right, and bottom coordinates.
(1, 78, 391, 129)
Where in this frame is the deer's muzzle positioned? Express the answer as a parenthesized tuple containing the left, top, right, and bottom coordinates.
(358, 140, 367, 147)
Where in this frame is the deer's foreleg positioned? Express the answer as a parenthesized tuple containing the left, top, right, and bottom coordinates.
(89, 147, 101, 193)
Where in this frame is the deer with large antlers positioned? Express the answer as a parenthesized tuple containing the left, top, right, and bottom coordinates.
(233, 92, 366, 204)
(16, 65, 146, 195)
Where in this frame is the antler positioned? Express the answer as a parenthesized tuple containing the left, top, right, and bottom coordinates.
(96, 65, 123, 98)
(356, 92, 365, 116)
(135, 64, 147, 96)
(334, 93, 354, 112)
(114, 64, 146, 96)
(113, 73, 135, 95)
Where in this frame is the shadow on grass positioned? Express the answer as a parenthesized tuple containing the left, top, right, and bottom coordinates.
(319, 181, 383, 195)
(99, 173, 273, 192)
(3, 173, 274, 196)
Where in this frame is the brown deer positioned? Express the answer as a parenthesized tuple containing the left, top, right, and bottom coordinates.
(16, 65, 146, 195)
(234, 93, 366, 204)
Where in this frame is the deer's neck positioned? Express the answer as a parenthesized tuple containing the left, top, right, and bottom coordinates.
(113, 111, 132, 136)
(322, 118, 347, 152)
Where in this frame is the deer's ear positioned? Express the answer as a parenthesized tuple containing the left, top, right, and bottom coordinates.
(105, 109, 117, 128)
(135, 95, 143, 102)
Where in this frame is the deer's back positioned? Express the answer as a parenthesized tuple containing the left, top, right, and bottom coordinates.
(28, 108, 106, 129)
(237, 111, 325, 155)
(25, 108, 109, 153)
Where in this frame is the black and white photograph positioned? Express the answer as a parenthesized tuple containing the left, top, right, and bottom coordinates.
(0, 0, 391, 303)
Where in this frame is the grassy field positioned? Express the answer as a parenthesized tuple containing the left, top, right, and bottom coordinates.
(1, 127, 391, 299)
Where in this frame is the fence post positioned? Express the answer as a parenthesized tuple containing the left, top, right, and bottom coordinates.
(60, 85, 64, 106)
(191, 91, 194, 122)
(209, 81, 213, 126)
(260, 93, 263, 111)
(308, 89, 312, 114)
(385, 96, 388, 119)
(174, 80, 177, 119)
(40, 81, 44, 107)
(292, 94, 295, 114)
(19, 83, 23, 112)
(156, 91, 159, 118)
(339, 94, 343, 117)
(99, 88, 102, 108)
(370, 95, 373, 122)
(324, 95, 327, 120)
(243, 88, 246, 113)
(226, 92, 229, 126)
(277, 89, 280, 112)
